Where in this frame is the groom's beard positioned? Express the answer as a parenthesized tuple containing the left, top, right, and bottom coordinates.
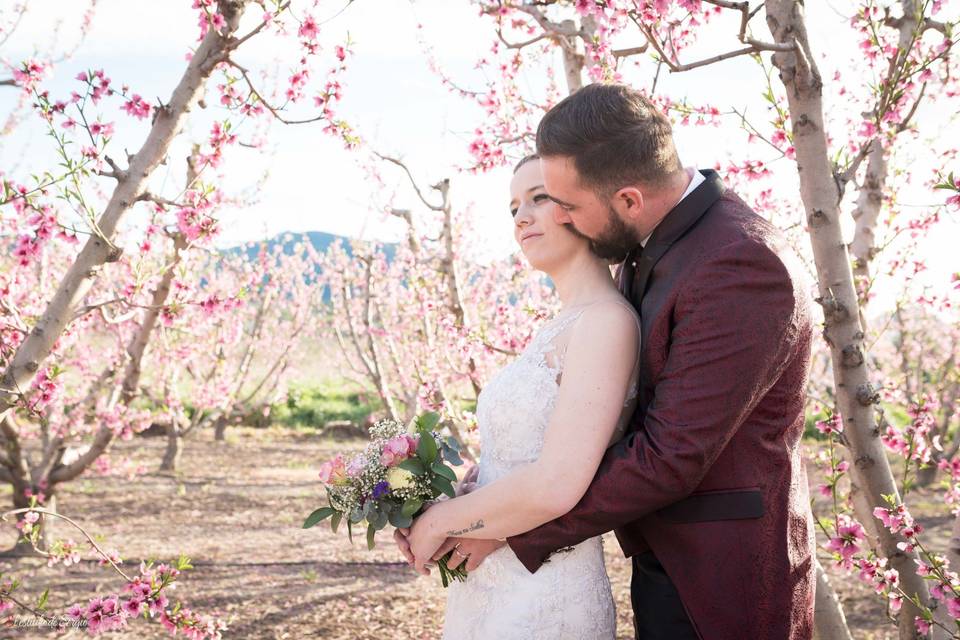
(564, 207, 641, 263)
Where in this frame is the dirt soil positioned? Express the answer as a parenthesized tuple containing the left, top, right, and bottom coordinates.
(0, 427, 948, 639)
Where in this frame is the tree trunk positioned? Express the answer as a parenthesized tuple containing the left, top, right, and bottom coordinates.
(559, 18, 584, 92)
(763, 2, 929, 637)
(849, 0, 922, 320)
(814, 559, 855, 640)
(214, 414, 228, 442)
(0, 1, 247, 425)
(915, 457, 939, 488)
(850, 144, 887, 313)
(159, 420, 183, 472)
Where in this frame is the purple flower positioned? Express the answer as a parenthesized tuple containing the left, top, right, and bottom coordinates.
(372, 481, 390, 499)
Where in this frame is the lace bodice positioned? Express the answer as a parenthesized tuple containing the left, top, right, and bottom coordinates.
(442, 300, 640, 640)
(475, 301, 640, 486)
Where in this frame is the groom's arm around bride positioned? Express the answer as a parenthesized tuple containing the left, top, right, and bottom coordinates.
(504, 84, 816, 640)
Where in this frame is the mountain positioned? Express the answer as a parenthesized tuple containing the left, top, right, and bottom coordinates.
(223, 231, 397, 261)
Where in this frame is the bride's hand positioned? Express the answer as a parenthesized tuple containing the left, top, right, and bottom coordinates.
(408, 509, 447, 575)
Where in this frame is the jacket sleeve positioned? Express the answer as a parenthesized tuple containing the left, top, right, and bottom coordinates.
(506, 238, 803, 573)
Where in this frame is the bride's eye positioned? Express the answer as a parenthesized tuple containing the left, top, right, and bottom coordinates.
(510, 206, 518, 217)
(532, 194, 549, 204)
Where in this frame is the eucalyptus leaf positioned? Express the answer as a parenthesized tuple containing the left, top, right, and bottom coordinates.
(347, 519, 354, 543)
(401, 498, 423, 518)
(388, 509, 413, 529)
(330, 512, 343, 534)
(303, 506, 336, 529)
(441, 444, 463, 466)
(366, 523, 377, 551)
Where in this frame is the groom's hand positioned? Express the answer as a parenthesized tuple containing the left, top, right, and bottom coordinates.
(431, 537, 505, 572)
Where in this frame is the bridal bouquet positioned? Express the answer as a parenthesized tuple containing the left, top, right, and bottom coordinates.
(303, 412, 468, 586)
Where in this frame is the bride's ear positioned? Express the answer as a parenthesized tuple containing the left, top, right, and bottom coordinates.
(613, 187, 644, 221)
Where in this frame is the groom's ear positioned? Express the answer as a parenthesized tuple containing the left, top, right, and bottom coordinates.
(613, 187, 645, 220)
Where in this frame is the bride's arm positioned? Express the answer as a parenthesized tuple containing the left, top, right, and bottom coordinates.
(407, 301, 638, 561)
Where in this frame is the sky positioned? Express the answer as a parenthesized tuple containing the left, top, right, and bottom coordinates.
(1, 0, 956, 312)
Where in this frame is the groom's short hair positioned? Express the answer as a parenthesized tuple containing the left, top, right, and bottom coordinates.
(536, 83, 682, 196)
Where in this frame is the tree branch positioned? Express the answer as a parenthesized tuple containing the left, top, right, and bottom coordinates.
(225, 58, 330, 126)
(374, 152, 444, 212)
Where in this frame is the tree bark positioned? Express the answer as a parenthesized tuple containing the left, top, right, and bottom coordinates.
(849, 0, 923, 319)
(763, 2, 929, 637)
(850, 144, 887, 312)
(160, 420, 183, 472)
(814, 559, 855, 640)
(0, 1, 247, 422)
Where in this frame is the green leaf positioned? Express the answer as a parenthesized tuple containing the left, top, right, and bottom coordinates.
(366, 523, 377, 551)
(303, 506, 336, 529)
(401, 498, 423, 518)
(431, 462, 457, 483)
(431, 475, 456, 499)
(418, 433, 438, 464)
(372, 509, 389, 530)
(330, 512, 343, 534)
(398, 458, 426, 476)
(37, 588, 49, 610)
(418, 412, 441, 432)
(347, 519, 354, 544)
(388, 510, 412, 529)
(441, 443, 463, 466)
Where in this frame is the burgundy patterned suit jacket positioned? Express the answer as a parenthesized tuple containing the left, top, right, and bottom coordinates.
(506, 170, 816, 640)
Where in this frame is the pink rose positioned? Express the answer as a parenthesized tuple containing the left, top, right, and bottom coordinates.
(318, 454, 348, 485)
(380, 435, 416, 467)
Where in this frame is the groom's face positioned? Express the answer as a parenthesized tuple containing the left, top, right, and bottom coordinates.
(540, 155, 643, 262)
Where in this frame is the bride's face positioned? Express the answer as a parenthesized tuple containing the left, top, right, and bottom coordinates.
(509, 159, 588, 273)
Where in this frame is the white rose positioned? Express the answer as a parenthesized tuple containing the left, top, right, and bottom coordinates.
(386, 467, 415, 490)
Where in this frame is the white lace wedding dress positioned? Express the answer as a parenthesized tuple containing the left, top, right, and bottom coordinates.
(442, 301, 640, 640)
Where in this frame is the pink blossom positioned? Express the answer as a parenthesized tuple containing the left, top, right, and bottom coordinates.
(825, 514, 865, 569)
(815, 413, 843, 436)
(123, 94, 152, 120)
(298, 15, 319, 41)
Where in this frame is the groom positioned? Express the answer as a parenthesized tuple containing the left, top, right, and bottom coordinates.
(399, 83, 816, 639)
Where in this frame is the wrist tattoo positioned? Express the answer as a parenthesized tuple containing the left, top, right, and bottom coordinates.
(447, 519, 484, 536)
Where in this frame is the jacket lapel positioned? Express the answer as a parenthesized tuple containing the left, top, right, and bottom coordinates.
(630, 169, 725, 302)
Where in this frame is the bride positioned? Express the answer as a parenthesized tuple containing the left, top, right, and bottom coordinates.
(395, 153, 641, 639)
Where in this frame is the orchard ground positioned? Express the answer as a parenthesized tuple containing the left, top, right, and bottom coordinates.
(0, 421, 950, 639)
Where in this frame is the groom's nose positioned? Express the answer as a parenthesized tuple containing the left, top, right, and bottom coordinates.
(552, 207, 573, 226)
